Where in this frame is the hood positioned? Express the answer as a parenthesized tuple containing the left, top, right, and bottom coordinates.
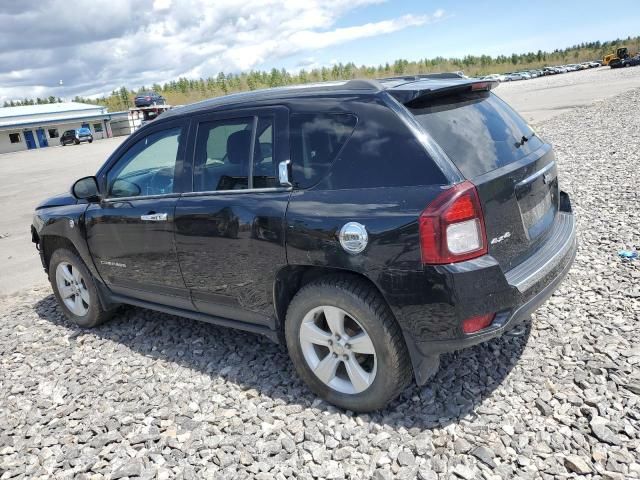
(36, 192, 82, 210)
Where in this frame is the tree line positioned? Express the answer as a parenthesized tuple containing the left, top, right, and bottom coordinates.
(3, 36, 639, 110)
(3, 96, 63, 108)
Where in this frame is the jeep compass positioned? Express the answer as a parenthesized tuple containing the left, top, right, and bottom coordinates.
(31, 75, 577, 411)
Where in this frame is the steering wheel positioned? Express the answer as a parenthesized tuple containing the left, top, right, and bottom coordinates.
(147, 167, 174, 195)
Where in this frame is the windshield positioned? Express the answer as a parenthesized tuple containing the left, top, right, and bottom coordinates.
(409, 92, 544, 178)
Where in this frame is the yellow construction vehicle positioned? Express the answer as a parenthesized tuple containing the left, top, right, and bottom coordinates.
(603, 47, 629, 66)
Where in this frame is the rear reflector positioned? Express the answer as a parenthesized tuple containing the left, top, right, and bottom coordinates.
(462, 313, 496, 334)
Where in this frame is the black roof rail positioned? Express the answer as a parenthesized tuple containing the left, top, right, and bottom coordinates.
(378, 72, 466, 82)
(343, 79, 384, 91)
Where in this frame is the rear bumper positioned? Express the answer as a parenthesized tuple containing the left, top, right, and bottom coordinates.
(420, 226, 576, 356)
(384, 194, 577, 384)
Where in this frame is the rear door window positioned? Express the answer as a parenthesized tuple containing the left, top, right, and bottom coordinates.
(409, 92, 543, 178)
(194, 118, 253, 192)
(290, 113, 357, 188)
(193, 116, 277, 192)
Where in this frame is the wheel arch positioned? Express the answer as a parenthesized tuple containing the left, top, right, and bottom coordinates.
(272, 264, 439, 385)
(41, 235, 80, 272)
(273, 265, 387, 335)
(40, 233, 115, 311)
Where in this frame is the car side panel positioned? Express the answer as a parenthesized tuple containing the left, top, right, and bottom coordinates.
(175, 191, 290, 325)
(32, 204, 100, 280)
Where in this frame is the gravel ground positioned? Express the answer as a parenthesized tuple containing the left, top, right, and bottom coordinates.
(1, 90, 640, 480)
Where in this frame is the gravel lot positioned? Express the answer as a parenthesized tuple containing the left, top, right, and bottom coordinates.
(1, 87, 640, 479)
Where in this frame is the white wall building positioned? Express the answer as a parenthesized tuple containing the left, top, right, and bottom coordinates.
(0, 102, 113, 154)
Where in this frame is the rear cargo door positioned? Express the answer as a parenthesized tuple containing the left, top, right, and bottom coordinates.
(408, 91, 559, 270)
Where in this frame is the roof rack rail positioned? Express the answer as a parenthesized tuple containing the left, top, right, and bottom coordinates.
(378, 72, 466, 82)
(342, 79, 384, 91)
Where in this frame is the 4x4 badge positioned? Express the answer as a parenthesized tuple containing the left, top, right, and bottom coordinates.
(490, 231, 511, 245)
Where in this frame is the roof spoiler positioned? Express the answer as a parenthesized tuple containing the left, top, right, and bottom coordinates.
(378, 72, 466, 82)
(388, 79, 499, 106)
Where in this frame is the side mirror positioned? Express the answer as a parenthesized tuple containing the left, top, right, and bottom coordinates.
(71, 176, 100, 201)
(110, 179, 141, 198)
(278, 160, 292, 187)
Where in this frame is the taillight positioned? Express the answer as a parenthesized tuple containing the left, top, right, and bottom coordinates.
(419, 180, 487, 264)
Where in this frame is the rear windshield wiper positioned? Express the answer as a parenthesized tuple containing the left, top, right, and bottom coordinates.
(515, 132, 536, 148)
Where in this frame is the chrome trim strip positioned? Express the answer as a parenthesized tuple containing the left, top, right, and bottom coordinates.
(181, 187, 292, 197)
(103, 193, 181, 203)
(515, 161, 556, 188)
(505, 212, 576, 292)
(103, 186, 292, 203)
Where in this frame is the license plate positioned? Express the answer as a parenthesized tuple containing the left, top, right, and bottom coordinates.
(521, 190, 553, 231)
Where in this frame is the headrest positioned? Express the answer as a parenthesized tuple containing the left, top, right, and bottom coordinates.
(227, 130, 251, 165)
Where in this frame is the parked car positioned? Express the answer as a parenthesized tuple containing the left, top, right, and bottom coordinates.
(481, 73, 506, 82)
(611, 55, 640, 68)
(32, 76, 577, 411)
(134, 91, 166, 107)
(60, 127, 93, 146)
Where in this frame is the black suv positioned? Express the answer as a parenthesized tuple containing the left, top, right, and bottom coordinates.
(60, 127, 93, 146)
(134, 91, 166, 107)
(32, 75, 576, 411)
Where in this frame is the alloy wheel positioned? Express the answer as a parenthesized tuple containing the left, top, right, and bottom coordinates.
(55, 261, 90, 316)
(299, 306, 377, 394)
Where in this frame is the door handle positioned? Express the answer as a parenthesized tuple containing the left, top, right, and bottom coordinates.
(140, 213, 168, 221)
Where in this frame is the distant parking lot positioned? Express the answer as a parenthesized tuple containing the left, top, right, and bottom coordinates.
(0, 137, 125, 296)
(0, 66, 639, 297)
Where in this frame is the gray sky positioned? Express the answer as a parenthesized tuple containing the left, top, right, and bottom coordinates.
(0, 0, 442, 103)
(2, 0, 638, 104)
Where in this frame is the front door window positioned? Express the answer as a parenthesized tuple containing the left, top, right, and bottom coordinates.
(107, 127, 182, 198)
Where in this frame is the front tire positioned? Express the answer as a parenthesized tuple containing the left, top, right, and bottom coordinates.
(49, 249, 113, 328)
(285, 276, 412, 412)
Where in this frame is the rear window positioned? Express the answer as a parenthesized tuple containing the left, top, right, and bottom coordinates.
(290, 113, 357, 189)
(409, 92, 543, 178)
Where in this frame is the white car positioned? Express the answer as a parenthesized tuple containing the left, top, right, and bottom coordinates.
(506, 73, 525, 81)
(482, 73, 506, 82)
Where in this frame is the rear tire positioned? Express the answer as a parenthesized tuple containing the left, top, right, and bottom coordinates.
(74, 139, 80, 145)
(285, 275, 412, 412)
(49, 249, 113, 328)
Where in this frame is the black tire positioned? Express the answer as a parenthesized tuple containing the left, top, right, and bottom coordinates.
(88, 138, 93, 143)
(74, 139, 80, 145)
(49, 248, 113, 328)
(285, 275, 412, 412)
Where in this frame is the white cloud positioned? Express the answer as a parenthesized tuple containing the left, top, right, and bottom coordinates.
(0, 1, 446, 103)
